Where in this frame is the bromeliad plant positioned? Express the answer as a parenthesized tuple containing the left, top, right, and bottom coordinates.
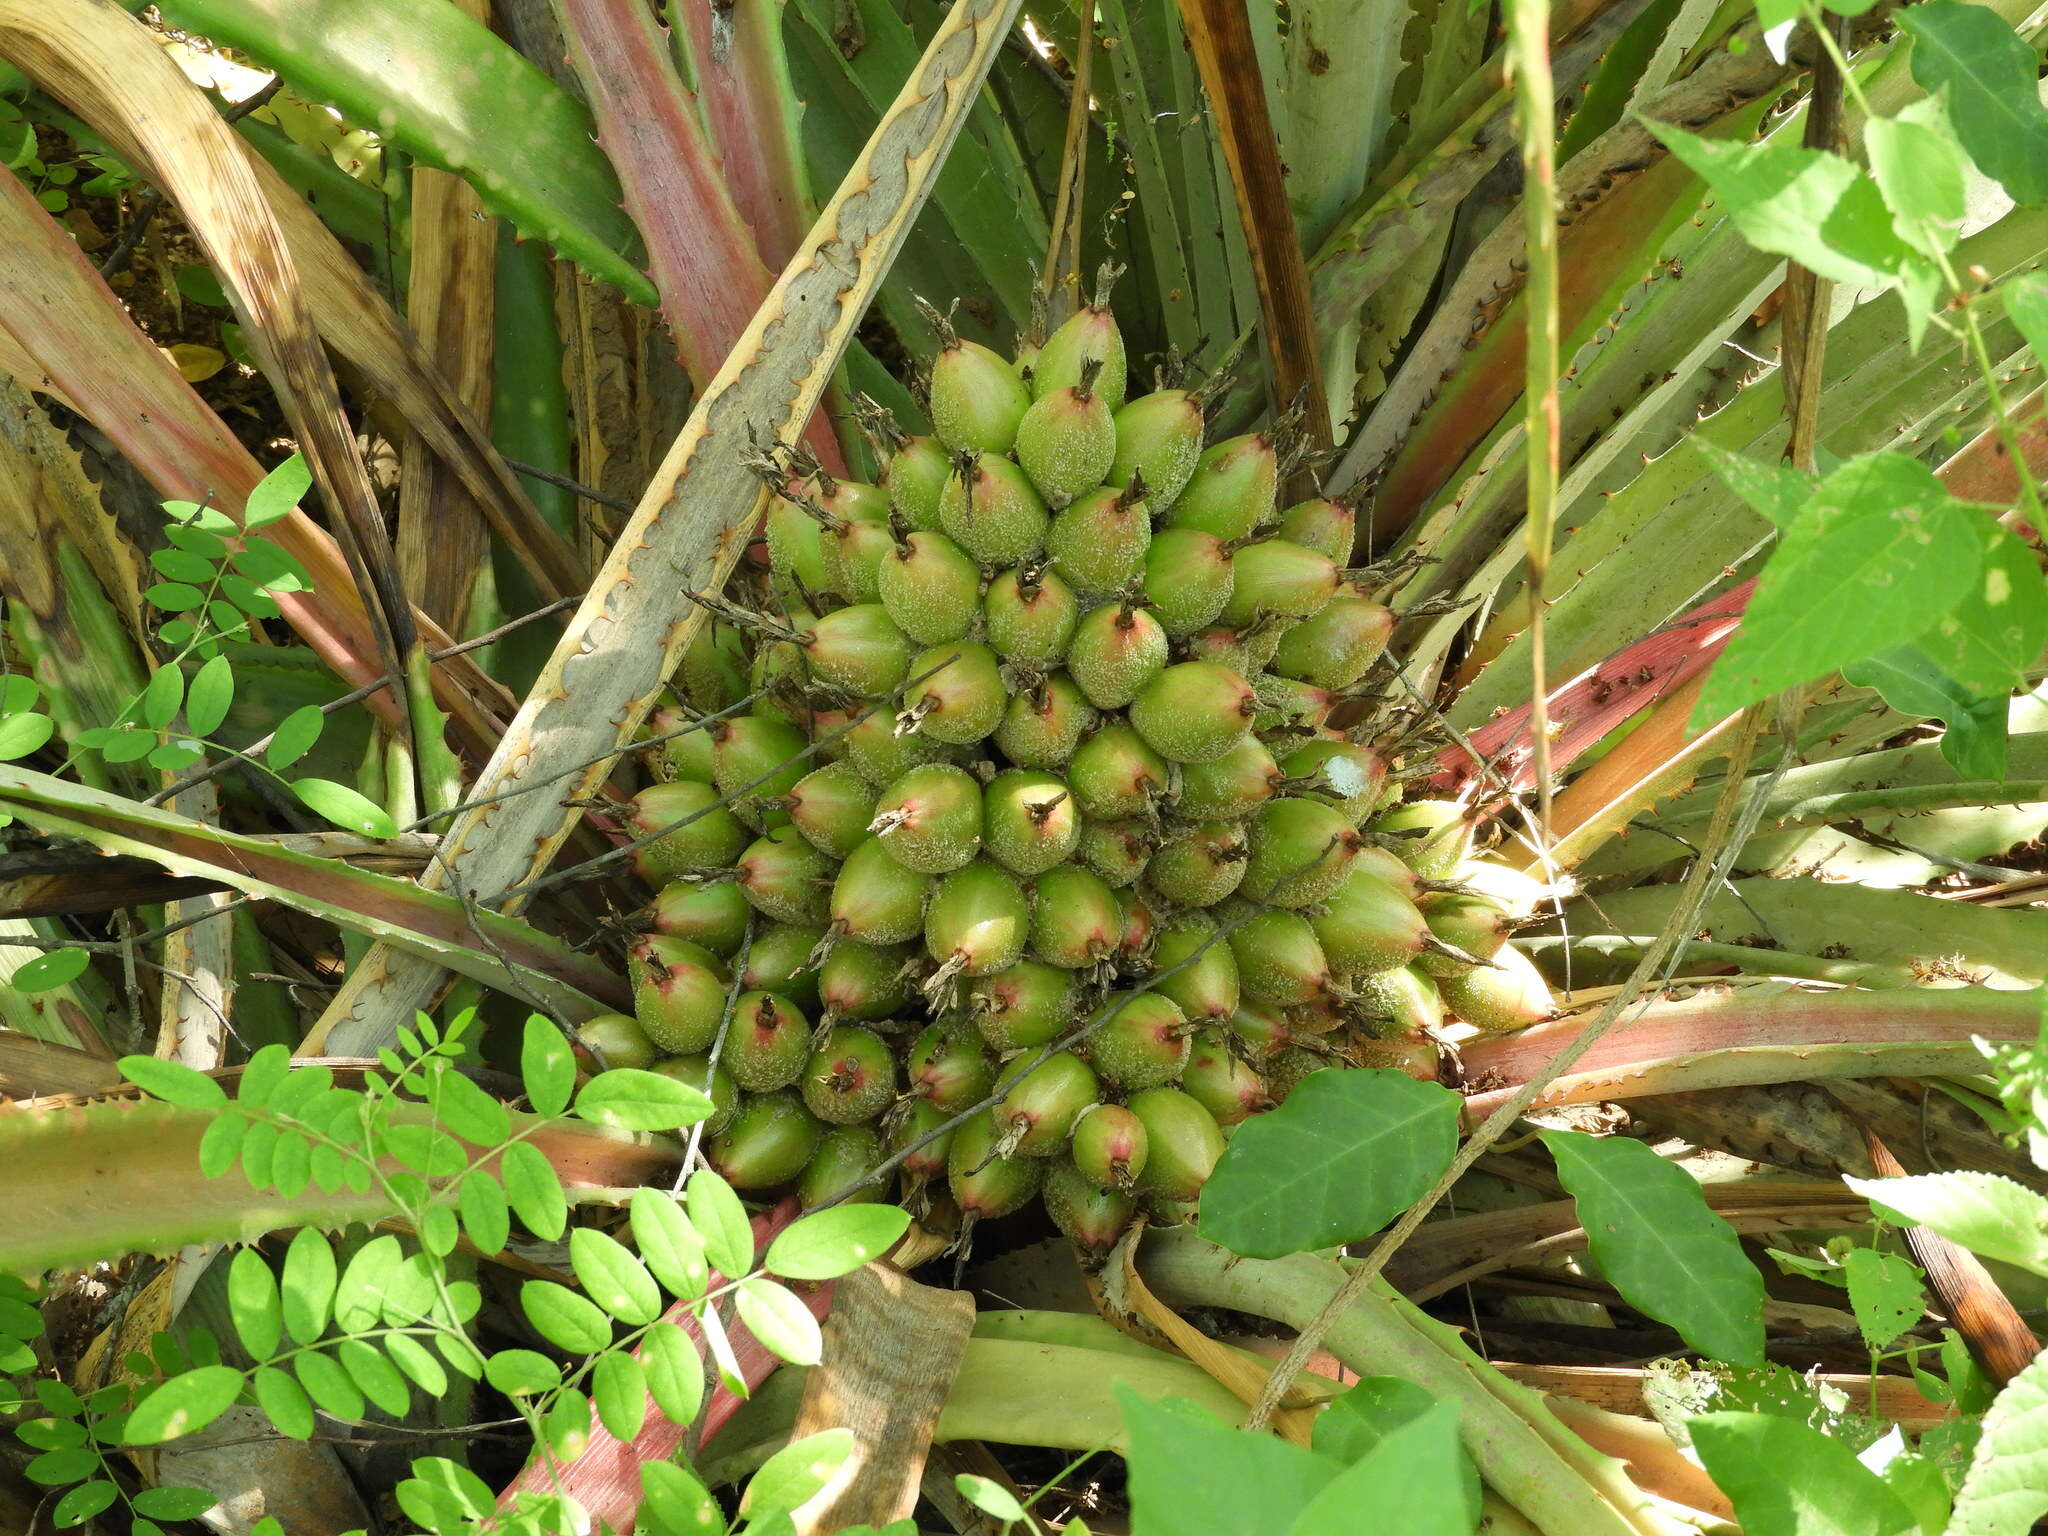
(4, 0, 2048, 1529)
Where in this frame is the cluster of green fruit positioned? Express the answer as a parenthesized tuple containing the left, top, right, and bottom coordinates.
(574, 296, 1557, 1254)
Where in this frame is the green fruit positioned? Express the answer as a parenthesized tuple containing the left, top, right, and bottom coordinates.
(799, 603, 914, 697)
(802, 1024, 899, 1124)
(1241, 797, 1363, 907)
(983, 565, 1079, 665)
(1280, 740, 1388, 825)
(1015, 372, 1117, 505)
(766, 498, 833, 596)
(930, 336, 1032, 455)
(1176, 735, 1284, 821)
(1033, 303, 1128, 411)
(1225, 906, 1335, 1007)
(1148, 915, 1240, 1024)
(710, 1090, 822, 1190)
(1352, 964, 1444, 1035)
(726, 990, 812, 1091)
(1418, 891, 1512, 974)
(739, 921, 825, 1013)
(577, 1012, 656, 1071)
(799, 1124, 885, 1209)
(1187, 619, 1286, 678)
(1266, 1046, 1335, 1102)
(829, 836, 931, 945)
(994, 1050, 1101, 1155)
(1353, 1032, 1442, 1080)
(1357, 842, 1422, 896)
(823, 504, 896, 606)
(1226, 1000, 1294, 1060)
(878, 530, 982, 645)
(1069, 721, 1169, 819)
(1067, 602, 1168, 709)
(1108, 389, 1204, 510)
(907, 1020, 997, 1111)
(1455, 858, 1549, 919)
(650, 879, 751, 958)
(817, 940, 916, 1023)
(1029, 864, 1124, 970)
(1167, 433, 1277, 540)
(1276, 495, 1357, 563)
(786, 761, 879, 860)
(1372, 799, 1474, 880)
(679, 622, 749, 713)
(872, 762, 984, 874)
(1129, 661, 1256, 764)
(902, 641, 1007, 745)
(1077, 818, 1152, 887)
(1270, 593, 1394, 689)
(993, 671, 1097, 769)
(889, 1096, 957, 1183)
(925, 859, 1031, 981)
(1091, 992, 1190, 1090)
(655, 709, 719, 784)
(1440, 944, 1553, 1033)
(1127, 1088, 1225, 1202)
(1115, 887, 1158, 960)
(1044, 1160, 1137, 1254)
(711, 715, 811, 832)
(1142, 528, 1235, 637)
(1071, 1103, 1148, 1190)
(970, 958, 1080, 1051)
(1046, 482, 1151, 599)
(1144, 821, 1249, 908)
(631, 936, 730, 1053)
(883, 434, 951, 532)
(948, 1109, 1044, 1222)
(1221, 539, 1340, 627)
(940, 452, 1050, 566)
(627, 780, 748, 883)
(651, 1054, 738, 1137)
(844, 707, 957, 787)
(1180, 1028, 1269, 1126)
(1311, 867, 1432, 978)
(735, 825, 834, 924)
(982, 769, 1081, 876)
(1253, 675, 1337, 736)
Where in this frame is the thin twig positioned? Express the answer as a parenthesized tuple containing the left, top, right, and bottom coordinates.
(502, 457, 637, 514)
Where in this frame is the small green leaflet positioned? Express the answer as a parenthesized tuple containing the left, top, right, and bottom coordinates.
(1689, 1412, 1917, 1536)
(1865, 100, 1969, 258)
(734, 1277, 822, 1366)
(1900, 1, 2048, 208)
(184, 655, 234, 736)
(1198, 1069, 1460, 1258)
(123, 1365, 245, 1445)
(265, 704, 325, 770)
(521, 1013, 575, 1117)
(291, 778, 398, 839)
(575, 1067, 713, 1131)
(14, 947, 92, 994)
(1845, 1171, 2048, 1277)
(955, 1475, 1028, 1524)
(764, 1205, 913, 1281)
(245, 453, 312, 529)
(0, 710, 53, 761)
(1542, 1130, 1766, 1365)
(739, 1428, 855, 1519)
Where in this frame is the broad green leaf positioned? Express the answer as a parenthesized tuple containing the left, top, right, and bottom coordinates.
(1948, 1346, 2048, 1534)
(1900, 0, 2048, 207)
(119, 1054, 227, 1109)
(2008, 272, 2048, 370)
(1543, 1130, 1765, 1365)
(1199, 1070, 1460, 1258)
(1120, 1389, 1335, 1536)
(734, 1277, 822, 1366)
(1695, 440, 1812, 529)
(0, 711, 53, 760)
(1695, 454, 1993, 726)
(641, 1320, 705, 1426)
(457, 1170, 511, 1256)
(185, 654, 235, 736)
(739, 1427, 856, 1519)
(484, 1348, 563, 1396)
(687, 1169, 754, 1278)
(251, 1365, 313, 1440)
(292, 778, 398, 839)
(336, 1338, 411, 1416)
(569, 1227, 663, 1325)
(520, 1280, 613, 1354)
(227, 1246, 282, 1359)
(631, 1188, 709, 1301)
(1914, 526, 2048, 697)
(52, 1481, 119, 1529)
(243, 453, 312, 529)
(1313, 1377, 1446, 1466)
(133, 1485, 224, 1521)
(1865, 101, 1968, 257)
(1689, 1412, 1916, 1536)
(265, 704, 325, 770)
(1842, 648, 2008, 781)
(574, 1067, 713, 1131)
(521, 1014, 575, 1117)
(15, 947, 91, 994)
(1286, 1401, 1474, 1536)
(124, 1366, 244, 1444)
(141, 664, 185, 728)
(592, 1350, 648, 1440)
(501, 1140, 567, 1241)
(955, 1475, 1027, 1523)
(640, 1460, 725, 1536)
(394, 1455, 495, 1535)
(765, 1205, 912, 1281)
(335, 1234, 403, 1331)
(1841, 1248, 1926, 1353)
(1844, 1172, 2048, 1276)
(281, 1227, 337, 1345)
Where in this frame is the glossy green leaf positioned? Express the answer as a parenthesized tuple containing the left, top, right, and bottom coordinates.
(51, 1480, 118, 1529)
(265, 704, 325, 770)
(640, 1320, 705, 1426)
(227, 1246, 282, 1359)
(1199, 1070, 1460, 1258)
(764, 1205, 912, 1281)
(521, 1014, 575, 1117)
(1900, 0, 2048, 207)
(251, 1365, 314, 1441)
(151, 547, 217, 585)
(501, 1139, 567, 1241)
(1689, 1412, 1916, 1536)
(237, 1043, 290, 1109)
(640, 1459, 725, 1536)
(1543, 1130, 1765, 1365)
(484, 1348, 563, 1397)
(0, 711, 54, 760)
(457, 1170, 511, 1256)
(15, 947, 90, 994)
(185, 654, 235, 736)
(380, 1123, 468, 1177)
(734, 1277, 821, 1366)
(1120, 1388, 1335, 1536)
(739, 1427, 856, 1519)
(1845, 1172, 2048, 1277)
(569, 1227, 663, 1325)
(1914, 526, 2048, 697)
(15, 1418, 86, 1450)
(574, 1067, 714, 1132)
(118, 1054, 227, 1109)
(124, 1366, 244, 1445)
(687, 1169, 754, 1278)
(543, 1384, 590, 1460)
(520, 1280, 613, 1354)
(281, 1227, 338, 1345)
(243, 453, 312, 529)
(291, 778, 398, 839)
(1287, 1401, 1473, 1536)
(630, 1188, 709, 1301)
(593, 1350, 648, 1440)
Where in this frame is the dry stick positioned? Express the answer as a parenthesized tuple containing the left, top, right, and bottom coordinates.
(1038, 0, 1095, 326)
(1244, 704, 1771, 1431)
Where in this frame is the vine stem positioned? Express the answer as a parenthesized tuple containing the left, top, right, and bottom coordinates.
(1244, 704, 1770, 1431)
